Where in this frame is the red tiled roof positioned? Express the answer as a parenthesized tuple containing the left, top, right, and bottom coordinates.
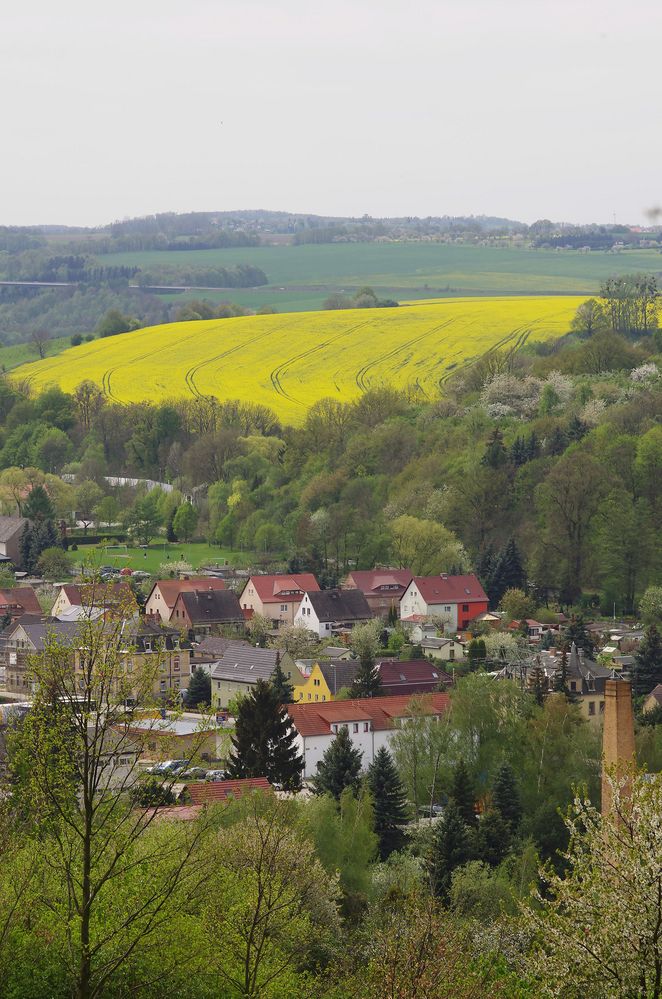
(344, 569, 413, 595)
(408, 574, 488, 605)
(243, 574, 320, 604)
(0, 586, 41, 615)
(288, 692, 450, 738)
(149, 577, 226, 610)
(150, 805, 204, 822)
(59, 582, 135, 607)
(186, 777, 272, 804)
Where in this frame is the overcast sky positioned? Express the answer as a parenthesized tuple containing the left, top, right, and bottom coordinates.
(2, 0, 660, 227)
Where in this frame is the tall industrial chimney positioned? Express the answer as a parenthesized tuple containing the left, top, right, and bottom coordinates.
(601, 678, 635, 817)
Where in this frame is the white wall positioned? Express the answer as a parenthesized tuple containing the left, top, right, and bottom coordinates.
(297, 725, 399, 779)
(294, 594, 330, 638)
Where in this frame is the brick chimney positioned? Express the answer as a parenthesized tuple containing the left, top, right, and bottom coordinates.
(601, 678, 635, 817)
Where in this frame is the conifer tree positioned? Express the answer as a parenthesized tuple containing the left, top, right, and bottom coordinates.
(633, 625, 662, 696)
(427, 800, 472, 899)
(491, 761, 522, 833)
(270, 659, 294, 704)
(475, 809, 511, 867)
(366, 746, 409, 860)
(482, 428, 507, 469)
(552, 647, 571, 697)
(227, 678, 303, 790)
(451, 758, 477, 827)
(311, 726, 363, 800)
(563, 614, 594, 656)
(528, 661, 547, 706)
(185, 668, 211, 708)
(22, 484, 55, 522)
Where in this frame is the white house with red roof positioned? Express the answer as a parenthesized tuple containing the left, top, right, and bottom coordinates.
(342, 568, 413, 618)
(399, 574, 488, 631)
(239, 574, 320, 628)
(288, 693, 450, 779)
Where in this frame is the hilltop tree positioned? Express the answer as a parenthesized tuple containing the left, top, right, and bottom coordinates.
(311, 726, 363, 800)
(226, 679, 303, 790)
(366, 746, 409, 859)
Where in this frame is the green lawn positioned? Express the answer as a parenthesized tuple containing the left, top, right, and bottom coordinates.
(0, 336, 70, 372)
(66, 540, 257, 576)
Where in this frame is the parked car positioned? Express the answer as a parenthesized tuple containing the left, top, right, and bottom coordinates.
(180, 767, 207, 780)
(204, 770, 226, 782)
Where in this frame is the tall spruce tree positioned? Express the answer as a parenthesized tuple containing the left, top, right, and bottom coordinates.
(311, 726, 363, 800)
(528, 661, 547, 706)
(427, 800, 472, 899)
(366, 746, 409, 859)
(563, 615, 595, 657)
(490, 538, 526, 606)
(491, 761, 522, 833)
(350, 654, 382, 698)
(226, 678, 303, 790)
(185, 669, 211, 708)
(475, 809, 511, 867)
(22, 485, 55, 522)
(451, 758, 477, 827)
(633, 625, 662, 697)
(270, 659, 294, 703)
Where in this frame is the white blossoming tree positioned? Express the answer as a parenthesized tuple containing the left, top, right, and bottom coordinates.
(524, 767, 662, 998)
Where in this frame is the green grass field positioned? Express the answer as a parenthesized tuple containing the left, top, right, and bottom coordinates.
(66, 541, 256, 575)
(98, 242, 662, 315)
(0, 337, 70, 372)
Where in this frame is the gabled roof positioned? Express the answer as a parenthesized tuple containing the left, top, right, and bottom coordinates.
(195, 636, 252, 657)
(316, 660, 360, 694)
(186, 777, 272, 804)
(0, 516, 28, 543)
(5, 616, 80, 652)
(407, 574, 488, 605)
(420, 636, 464, 649)
(288, 692, 450, 738)
(176, 589, 243, 624)
(211, 646, 282, 684)
(56, 581, 135, 609)
(646, 684, 662, 707)
(0, 586, 41, 615)
(304, 588, 371, 623)
(243, 574, 320, 604)
(344, 569, 413, 595)
(377, 659, 453, 689)
(148, 576, 226, 610)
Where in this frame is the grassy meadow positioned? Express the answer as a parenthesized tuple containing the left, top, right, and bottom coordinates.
(15, 295, 585, 424)
(66, 540, 255, 575)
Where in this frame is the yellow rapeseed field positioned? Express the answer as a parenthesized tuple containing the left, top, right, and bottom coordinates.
(15, 296, 585, 424)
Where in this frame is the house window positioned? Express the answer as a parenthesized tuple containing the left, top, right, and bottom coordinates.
(159, 680, 166, 691)
(280, 604, 287, 611)
(353, 723, 359, 733)
(332, 724, 337, 732)
(462, 604, 469, 612)
(444, 605, 451, 612)
(363, 722, 369, 732)
(588, 701, 596, 716)
(308, 693, 311, 700)
(449, 649, 455, 661)
(322, 695, 326, 701)
(570, 681, 576, 691)
(314, 678, 320, 686)
(174, 657, 180, 672)
(315, 694, 318, 701)
(600, 701, 605, 713)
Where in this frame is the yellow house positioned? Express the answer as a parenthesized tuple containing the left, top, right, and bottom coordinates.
(292, 660, 359, 703)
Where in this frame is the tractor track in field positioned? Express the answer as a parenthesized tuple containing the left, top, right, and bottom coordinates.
(269, 319, 373, 405)
(184, 321, 292, 400)
(101, 322, 229, 403)
(437, 327, 525, 388)
(354, 319, 453, 393)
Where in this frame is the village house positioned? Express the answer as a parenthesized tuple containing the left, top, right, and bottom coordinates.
(643, 684, 662, 715)
(51, 581, 137, 619)
(294, 588, 372, 638)
(342, 569, 413, 618)
(377, 659, 453, 697)
(288, 692, 450, 779)
(507, 618, 548, 642)
(0, 586, 42, 623)
(0, 516, 30, 568)
(238, 573, 320, 627)
(145, 576, 227, 623)
(399, 574, 489, 631)
(3, 616, 79, 695)
(121, 713, 225, 763)
(419, 636, 466, 662)
(210, 645, 298, 709)
(292, 659, 360, 703)
(170, 588, 244, 641)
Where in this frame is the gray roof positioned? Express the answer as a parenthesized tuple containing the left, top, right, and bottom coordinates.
(7, 615, 80, 652)
(306, 588, 371, 623)
(421, 637, 464, 649)
(317, 660, 360, 694)
(322, 645, 355, 659)
(196, 636, 252, 657)
(211, 646, 282, 684)
(178, 589, 243, 624)
(0, 516, 28, 543)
